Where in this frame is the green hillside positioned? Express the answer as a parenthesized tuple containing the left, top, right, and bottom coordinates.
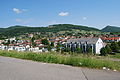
(101, 26, 120, 32)
(49, 24, 100, 31)
(0, 24, 100, 37)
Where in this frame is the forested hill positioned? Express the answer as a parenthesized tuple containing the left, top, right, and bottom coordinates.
(101, 26, 120, 32)
(48, 24, 100, 31)
(0, 24, 100, 37)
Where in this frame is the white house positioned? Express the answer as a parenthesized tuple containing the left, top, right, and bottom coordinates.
(0, 45, 8, 50)
(8, 46, 15, 51)
(29, 47, 40, 52)
(15, 46, 26, 52)
(51, 48, 57, 51)
(65, 37, 104, 54)
(42, 48, 48, 52)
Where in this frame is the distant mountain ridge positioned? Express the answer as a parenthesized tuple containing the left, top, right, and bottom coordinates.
(101, 26, 120, 32)
(0, 24, 120, 38)
(49, 24, 100, 31)
(0, 24, 100, 37)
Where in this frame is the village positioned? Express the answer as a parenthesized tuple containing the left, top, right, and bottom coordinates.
(0, 32, 120, 55)
(1, 0, 120, 80)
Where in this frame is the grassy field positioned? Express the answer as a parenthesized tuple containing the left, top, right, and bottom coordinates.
(0, 50, 120, 71)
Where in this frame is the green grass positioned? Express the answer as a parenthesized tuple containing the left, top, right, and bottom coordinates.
(108, 53, 120, 59)
(0, 50, 120, 71)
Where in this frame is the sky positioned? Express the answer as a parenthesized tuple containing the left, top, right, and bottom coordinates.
(0, 0, 120, 29)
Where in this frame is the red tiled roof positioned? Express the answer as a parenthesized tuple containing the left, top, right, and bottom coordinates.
(101, 37, 120, 40)
(9, 44, 15, 46)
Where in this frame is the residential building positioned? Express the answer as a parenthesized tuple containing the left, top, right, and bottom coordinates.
(65, 37, 104, 54)
(101, 37, 120, 42)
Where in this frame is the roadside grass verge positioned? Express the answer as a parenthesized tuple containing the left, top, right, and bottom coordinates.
(0, 50, 120, 71)
(109, 53, 120, 59)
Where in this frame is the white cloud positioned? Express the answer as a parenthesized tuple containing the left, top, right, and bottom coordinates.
(83, 17, 87, 20)
(58, 12, 69, 16)
(13, 8, 27, 14)
(13, 8, 22, 14)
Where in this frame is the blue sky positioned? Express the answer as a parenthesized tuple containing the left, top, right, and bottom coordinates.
(0, 0, 120, 29)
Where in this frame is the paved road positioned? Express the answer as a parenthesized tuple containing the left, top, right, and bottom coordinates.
(0, 56, 120, 80)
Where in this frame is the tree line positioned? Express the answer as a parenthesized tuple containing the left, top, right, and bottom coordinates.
(100, 41, 120, 56)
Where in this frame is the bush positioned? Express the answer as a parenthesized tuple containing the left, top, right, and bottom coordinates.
(100, 47, 107, 56)
(76, 47, 82, 53)
(105, 45, 112, 54)
(86, 47, 92, 53)
(41, 39, 49, 45)
(110, 42, 120, 52)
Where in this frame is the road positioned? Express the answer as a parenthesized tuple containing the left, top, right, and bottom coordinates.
(0, 56, 120, 80)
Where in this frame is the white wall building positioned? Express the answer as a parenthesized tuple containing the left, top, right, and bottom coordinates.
(66, 37, 105, 54)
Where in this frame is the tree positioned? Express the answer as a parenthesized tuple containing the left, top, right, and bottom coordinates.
(31, 37, 36, 47)
(47, 45, 52, 51)
(34, 34, 41, 39)
(11, 40, 15, 44)
(56, 42, 61, 52)
(105, 45, 112, 54)
(110, 42, 120, 52)
(117, 41, 120, 47)
(86, 47, 92, 53)
(31, 37, 35, 43)
(32, 42, 36, 47)
(100, 47, 107, 56)
(41, 39, 49, 45)
(7, 40, 11, 44)
(50, 42, 54, 47)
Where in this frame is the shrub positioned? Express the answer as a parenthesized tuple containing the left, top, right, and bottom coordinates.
(100, 47, 107, 56)
(76, 47, 82, 53)
(110, 42, 120, 52)
(86, 47, 92, 54)
(105, 45, 112, 54)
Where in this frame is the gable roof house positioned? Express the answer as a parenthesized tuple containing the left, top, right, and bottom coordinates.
(65, 37, 104, 54)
